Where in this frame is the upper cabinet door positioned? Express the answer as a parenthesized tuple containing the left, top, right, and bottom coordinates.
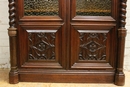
(18, 0, 66, 21)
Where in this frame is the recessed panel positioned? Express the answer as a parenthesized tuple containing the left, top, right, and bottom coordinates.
(76, 0, 111, 16)
(27, 30, 56, 61)
(79, 33, 107, 61)
(70, 26, 114, 69)
(24, 0, 59, 16)
(18, 25, 65, 69)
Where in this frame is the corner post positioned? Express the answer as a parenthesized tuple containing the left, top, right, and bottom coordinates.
(8, 0, 19, 84)
(115, 0, 127, 86)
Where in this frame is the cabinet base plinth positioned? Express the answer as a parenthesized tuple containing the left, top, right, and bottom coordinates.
(13, 70, 116, 84)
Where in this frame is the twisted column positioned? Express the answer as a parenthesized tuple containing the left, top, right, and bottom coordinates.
(115, 0, 127, 86)
(120, 0, 127, 28)
(9, 0, 16, 28)
(8, 0, 19, 84)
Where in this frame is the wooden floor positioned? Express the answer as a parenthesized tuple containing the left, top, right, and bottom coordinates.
(0, 69, 130, 87)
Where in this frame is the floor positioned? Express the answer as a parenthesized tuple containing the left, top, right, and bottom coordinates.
(0, 69, 130, 87)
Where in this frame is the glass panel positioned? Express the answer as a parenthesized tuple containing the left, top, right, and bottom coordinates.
(24, 0, 59, 16)
(76, 0, 111, 16)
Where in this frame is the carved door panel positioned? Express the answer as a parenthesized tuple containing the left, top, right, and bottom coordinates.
(17, 0, 66, 69)
(69, 0, 117, 70)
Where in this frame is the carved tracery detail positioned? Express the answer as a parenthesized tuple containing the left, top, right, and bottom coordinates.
(79, 33, 107, 61)
(28, 32, 56, 60)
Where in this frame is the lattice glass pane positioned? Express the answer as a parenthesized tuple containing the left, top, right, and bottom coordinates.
(24, 0, 59, 16)
(76, 0, 111, 16)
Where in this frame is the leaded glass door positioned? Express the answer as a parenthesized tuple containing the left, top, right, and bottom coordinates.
(17, 0, 66, 69)
(69, 0, 117, 70)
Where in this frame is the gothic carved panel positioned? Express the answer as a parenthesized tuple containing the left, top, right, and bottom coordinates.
(79, 33, 107, 61)
(28, 32, 56, 60)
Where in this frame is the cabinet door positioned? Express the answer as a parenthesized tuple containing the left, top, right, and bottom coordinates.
(17, 0, 66, 69)
(69, 0, 118, 70)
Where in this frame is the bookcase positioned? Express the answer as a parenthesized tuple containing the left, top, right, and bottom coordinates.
(8, 0, 127, 86)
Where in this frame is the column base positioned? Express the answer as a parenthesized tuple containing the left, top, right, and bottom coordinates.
(9, 71, 19, 84)
(115, 72, 125, 86)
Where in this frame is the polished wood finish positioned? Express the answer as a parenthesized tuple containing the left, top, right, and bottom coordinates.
(8, 0, 127, 86)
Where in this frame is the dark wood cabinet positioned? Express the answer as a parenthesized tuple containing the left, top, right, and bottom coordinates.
(8, 0, 127, 86)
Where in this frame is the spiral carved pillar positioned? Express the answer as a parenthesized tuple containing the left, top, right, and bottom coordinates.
(115, 0, 127, 86)
(8, 0, 19, 84)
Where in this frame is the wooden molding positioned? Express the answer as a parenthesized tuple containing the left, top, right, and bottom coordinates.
(8, 28, 17, 36)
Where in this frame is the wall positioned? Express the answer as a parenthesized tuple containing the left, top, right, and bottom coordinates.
(0, 0, 10, 68)
(125, 1, 130, 71)
(0, 0, 130, 70)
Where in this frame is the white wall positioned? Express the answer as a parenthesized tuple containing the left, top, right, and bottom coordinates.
(0, 0, 10, 68)
(0, 0, 130, 70)
(124, 1, 130, 71)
